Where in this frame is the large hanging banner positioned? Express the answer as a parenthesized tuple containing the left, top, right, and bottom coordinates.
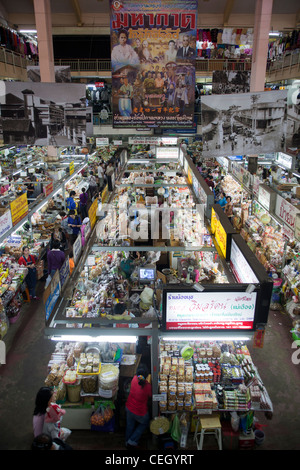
(110, 0, 198, 129)
(201, 90, 287, 158)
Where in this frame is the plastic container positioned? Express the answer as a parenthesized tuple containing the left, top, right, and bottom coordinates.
(254, 429, 265, 445)
(67, 379, 81, 403)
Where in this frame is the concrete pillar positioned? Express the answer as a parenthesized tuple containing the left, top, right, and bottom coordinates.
(250, 0, 273, 93)
(33, 0, 55, 83)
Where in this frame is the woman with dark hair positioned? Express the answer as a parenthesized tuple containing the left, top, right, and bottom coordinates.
(33, 387, 55, 438)
(125, 364, 152, 449)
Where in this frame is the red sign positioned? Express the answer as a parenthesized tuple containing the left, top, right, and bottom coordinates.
(44, 182, 53, 197)
(95, 82, 105, 88)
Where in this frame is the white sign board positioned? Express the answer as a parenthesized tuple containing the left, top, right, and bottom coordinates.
(275, 194, 300, 233)
(276, 152, 293, 170)
(156, 147, 179, 159)
(230, 239, 259, 284)
(165, 291, 257, 330)
(0, 210, 12, 238)
(96, 137, 109, 146)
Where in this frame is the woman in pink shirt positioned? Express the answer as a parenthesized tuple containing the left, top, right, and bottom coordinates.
(125, 364, 152, 449)
(33, 387, 56, 437)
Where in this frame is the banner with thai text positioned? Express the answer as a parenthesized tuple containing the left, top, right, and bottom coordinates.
(110, 0, 198, 129)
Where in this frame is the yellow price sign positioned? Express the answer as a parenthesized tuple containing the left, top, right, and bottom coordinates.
(88, 199, 98, 229)
(10, 193, 28, 226)
(70, 161, 74, 175)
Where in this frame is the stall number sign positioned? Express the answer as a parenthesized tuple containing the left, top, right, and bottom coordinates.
(10, 193, 28, 226)
(165, 291, 257, 330)
(211, 208, 227, 258)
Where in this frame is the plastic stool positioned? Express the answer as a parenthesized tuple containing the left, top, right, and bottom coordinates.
(194, 415, 222, 450)
(23, 287, 31, 303)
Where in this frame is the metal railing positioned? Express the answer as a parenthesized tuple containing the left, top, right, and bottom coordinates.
(54, 57, 253, 74)
(0, 46, 35, 69)
(266, 50, 300, 73)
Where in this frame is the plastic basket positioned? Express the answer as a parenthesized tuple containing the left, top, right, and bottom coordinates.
(77, 362, 101, 376)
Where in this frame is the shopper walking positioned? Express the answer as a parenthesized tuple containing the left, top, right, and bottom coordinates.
(125, 364, 152, 449)
(33, 387, 56, 438)
(67, 210, 82, 245)
(18, 246, 39, 300)
(66, 191, 77, 212)
(47, 240, 66, 278)
(79, 187, 89, 220)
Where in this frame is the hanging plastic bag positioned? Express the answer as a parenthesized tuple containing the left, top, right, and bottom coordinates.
(170, 414, 181, 443)
(230, 411, 240, 432)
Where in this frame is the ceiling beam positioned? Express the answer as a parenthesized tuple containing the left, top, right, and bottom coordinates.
(223, 0, 235, 27)
(70, 0, 83, 27)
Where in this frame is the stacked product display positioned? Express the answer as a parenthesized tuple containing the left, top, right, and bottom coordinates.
(0, 255, 28, 336)
(158, 339, 272, 415)
(65, 249, 160, 323)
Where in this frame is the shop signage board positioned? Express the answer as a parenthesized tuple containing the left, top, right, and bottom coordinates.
(44, 270, 61, 322)
(96, 137, 109, 146)
(276, 152, 294, 170)
(252, 175, 260, 197)
(164, 290, 257, 330)
(275, 194, 300, 234)
(110, 0, 198, 129)
(101, 185, 109, 204)
(10, 193, 28, 226)
(88, 198, 98, 229)
(211, 207, 227, 259)
(59, 257, 70, 292)
(128, 137, 177, 145)
(0, 210, 12, 238)
(230, 238, 259, 284)
(69, 161, 74, 175)
(156, 147, 179, 159)
(257, 184, 276, 212)
(73, 233, 82, 265)
(44, 181, 53, 197)
(295, 214, 300, 242)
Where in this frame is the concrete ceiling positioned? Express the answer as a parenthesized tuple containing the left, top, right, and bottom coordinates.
(0, 0, 299, 34)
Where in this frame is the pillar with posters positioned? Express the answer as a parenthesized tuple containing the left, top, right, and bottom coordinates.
(110, 0, 198, 129)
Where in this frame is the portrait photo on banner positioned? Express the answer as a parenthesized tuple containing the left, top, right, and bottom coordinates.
(110, 0, 198, 129)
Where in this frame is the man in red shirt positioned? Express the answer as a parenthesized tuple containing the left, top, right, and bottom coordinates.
(125, 364, 152, 449)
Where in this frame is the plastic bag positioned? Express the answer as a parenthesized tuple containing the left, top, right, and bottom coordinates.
(230, 411, 240, 432)
(45, 275, 52, 289)
(170, 414, 181, 443)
